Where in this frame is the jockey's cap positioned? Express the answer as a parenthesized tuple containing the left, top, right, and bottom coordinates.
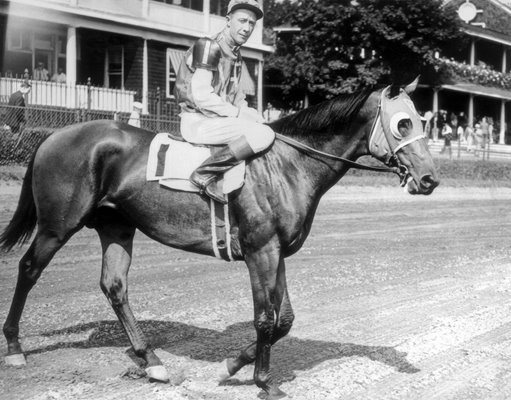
(227, 0, 264, 20)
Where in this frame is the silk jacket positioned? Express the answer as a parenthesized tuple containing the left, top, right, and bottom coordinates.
(174, 31, 248, 118)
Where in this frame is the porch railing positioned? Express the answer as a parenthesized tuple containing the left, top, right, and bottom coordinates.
(0, 77, 136, 112)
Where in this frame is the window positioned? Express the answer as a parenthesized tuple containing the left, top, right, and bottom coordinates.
(8, 29, 32, 52)
(107, 45, 124, 89)
(167, 48, 186, 97)
(210, 0, 229, 16)
(152, 0, 203, 11)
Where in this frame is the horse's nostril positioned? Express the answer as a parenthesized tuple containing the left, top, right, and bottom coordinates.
(420, 174, 438, 190)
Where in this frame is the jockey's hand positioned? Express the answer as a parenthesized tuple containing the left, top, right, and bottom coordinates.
(238, 107, 264, 123)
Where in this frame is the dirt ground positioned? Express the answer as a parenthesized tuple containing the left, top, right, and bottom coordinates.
(1, 182, 511, 400)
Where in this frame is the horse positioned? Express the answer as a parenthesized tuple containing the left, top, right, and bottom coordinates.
(0, 79, 438, 399)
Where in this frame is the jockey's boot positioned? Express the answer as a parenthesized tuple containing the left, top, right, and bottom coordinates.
(190, 137, 255, 204)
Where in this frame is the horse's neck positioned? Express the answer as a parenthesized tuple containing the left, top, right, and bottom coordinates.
(272, 130, 366, 195)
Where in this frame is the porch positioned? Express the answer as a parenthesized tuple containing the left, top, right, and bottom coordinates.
(0, 77, 136, 112)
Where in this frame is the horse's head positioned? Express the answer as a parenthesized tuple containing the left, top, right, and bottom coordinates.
(368, 78, 439, 195)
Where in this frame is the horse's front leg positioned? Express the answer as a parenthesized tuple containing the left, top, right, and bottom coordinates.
(223, 256, 294, 380)
(244, 243, 288, 399)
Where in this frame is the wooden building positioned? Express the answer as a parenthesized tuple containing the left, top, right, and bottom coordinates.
(0, 0, 272, 113)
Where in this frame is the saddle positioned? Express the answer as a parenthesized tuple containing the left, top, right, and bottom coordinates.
(146, 132, 244, 261)
(146, 132, 245, 194)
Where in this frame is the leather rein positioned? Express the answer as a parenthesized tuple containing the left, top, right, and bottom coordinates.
(275, 97, 412, 184)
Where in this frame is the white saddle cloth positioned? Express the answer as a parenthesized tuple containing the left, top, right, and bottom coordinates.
(146, 132, 245, 193)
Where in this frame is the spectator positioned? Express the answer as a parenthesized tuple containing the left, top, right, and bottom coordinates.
(473, 123, 484, 157)
(263, 102, 281, 122)
(5, 81, 31, 133)
(33, 62, 49, 81)
(439, 122, 453, 159)
(480, 116, 489, 148)
(127, 102, 143, 128)
(51, 68, 67, 84)
(465, 124, 475, 152)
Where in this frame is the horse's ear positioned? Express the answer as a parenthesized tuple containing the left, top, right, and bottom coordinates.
(404, 76, 420, 95)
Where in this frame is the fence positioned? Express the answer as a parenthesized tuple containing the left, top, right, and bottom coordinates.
(0, 82, 182, 166)
(1, 77, 136, 112)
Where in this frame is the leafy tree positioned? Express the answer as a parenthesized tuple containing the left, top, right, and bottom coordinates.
(263, 0, 465, 108)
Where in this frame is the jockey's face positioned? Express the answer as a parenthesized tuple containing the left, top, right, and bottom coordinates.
(227, 9, 257, 46)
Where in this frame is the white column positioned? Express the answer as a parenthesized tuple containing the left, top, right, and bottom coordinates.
(468, 94, 474, 127)
(142, 39, 149, 114)
(66, 26, 77, 108)
(470, 38, 476, 66)
(499, 100, 506, 144)
(66, 26, 77, 85)
(257, 59, 263, 114)
(203, 0, 210, 34)
(432, 87, 439, 114)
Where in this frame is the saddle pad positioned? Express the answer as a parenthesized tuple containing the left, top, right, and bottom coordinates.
(146, 132, 245, 194)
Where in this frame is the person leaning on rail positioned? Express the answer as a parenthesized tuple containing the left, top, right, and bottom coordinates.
(174, 0, 275, 204)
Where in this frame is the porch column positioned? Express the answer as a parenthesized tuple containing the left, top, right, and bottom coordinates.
(499, 100, 506, 144)
(432, 87, 439, 114)
(142, 39, 149, 114)
(203, 0, 210, 34)
(66, 26, 77, 108)
(470, 38, 476, 66)
(66, 27, 77, 85)
(468, 94, 474, 127)
(257, 59, 263, 114)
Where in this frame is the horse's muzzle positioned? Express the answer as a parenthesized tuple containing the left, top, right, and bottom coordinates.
(418, 174, 439, 195)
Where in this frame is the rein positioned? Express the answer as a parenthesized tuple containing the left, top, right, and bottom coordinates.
(275, 133, 399, 174)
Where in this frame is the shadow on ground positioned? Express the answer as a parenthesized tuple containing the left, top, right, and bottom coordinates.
(25, 319, 420, 380)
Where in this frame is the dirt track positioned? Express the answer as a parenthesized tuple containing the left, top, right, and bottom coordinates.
(1, 182, 511, 400)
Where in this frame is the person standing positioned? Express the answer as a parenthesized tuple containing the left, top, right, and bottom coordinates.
(5, 81, 31, 133)
(33, 62, 49, 81)
(127, 101, 143, 128)
(51, 68, 67, 84)
(174, 0, 274, 204)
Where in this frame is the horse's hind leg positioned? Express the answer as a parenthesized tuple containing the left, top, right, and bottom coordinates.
(95, 210, 169, 383)
(3, 231, 68, 365)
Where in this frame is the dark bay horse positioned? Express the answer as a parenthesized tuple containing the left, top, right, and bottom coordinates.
(1, 79, 438, 399)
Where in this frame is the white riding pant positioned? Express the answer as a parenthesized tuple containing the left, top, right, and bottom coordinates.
(180, 112, 275, 153)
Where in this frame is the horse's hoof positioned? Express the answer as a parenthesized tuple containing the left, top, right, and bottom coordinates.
(145, 365, 170, 383)
(5, 353, 26, 366)
(217, 358, 234, 382)
(267, 386, 287, 400)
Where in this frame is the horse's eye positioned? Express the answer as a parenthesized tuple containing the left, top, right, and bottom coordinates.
(398, 119, 412, 135)
(390, 112, 412, 140)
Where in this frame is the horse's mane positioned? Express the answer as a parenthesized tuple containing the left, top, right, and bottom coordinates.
(269, 88, 376, 138)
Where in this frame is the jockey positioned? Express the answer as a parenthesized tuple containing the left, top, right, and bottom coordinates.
(174, 0, 275, 204)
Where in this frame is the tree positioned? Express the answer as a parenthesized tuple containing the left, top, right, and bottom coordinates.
(263, 0, 465, 108)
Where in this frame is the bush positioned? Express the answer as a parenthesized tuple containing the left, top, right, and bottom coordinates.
(0, 126, 53, 166)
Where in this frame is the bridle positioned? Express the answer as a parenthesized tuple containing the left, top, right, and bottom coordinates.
(276, 87, 425, 186)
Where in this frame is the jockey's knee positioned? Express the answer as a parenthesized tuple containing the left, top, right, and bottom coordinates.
(245, 124, 275, 153)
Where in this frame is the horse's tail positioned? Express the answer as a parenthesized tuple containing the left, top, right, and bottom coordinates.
(0, 151, 38, 252)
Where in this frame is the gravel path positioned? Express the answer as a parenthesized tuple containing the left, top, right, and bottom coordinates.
(1, 183, 511, 399)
